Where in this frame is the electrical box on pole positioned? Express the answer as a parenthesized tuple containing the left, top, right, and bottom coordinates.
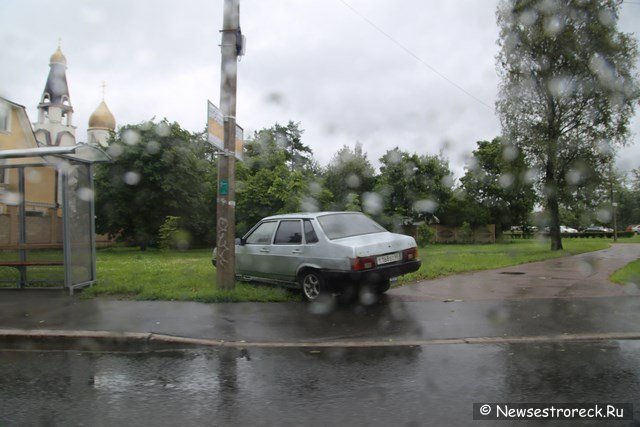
(216, 0, 241, 290)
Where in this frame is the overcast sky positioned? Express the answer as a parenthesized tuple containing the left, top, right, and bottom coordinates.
(1, 0, 639, 179)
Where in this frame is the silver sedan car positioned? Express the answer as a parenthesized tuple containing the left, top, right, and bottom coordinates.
(212, 211, 421, 301)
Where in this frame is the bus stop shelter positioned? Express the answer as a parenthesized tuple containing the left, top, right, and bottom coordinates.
(0, 145, 110, 294)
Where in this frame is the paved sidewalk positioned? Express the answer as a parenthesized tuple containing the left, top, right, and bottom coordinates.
(390, 243, 640, 301)
(0, 244, 638, 347)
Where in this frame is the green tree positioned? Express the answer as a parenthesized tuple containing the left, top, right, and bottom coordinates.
(375, 147, 454, 231)
(598, 168, 640, 230)
(247, 121, 315, 173)
(556, 160, 604, 228)
(235, 123, 316, 235)
(95, 119, 216, 250)
(438, 190, 492, 228)
(460, 137, 536, 234)
(322, 143, 376, 211)
(496, 0, 640, 250)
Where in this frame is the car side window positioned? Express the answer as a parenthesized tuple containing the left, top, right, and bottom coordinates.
(274, 220, 302, 245)
(304, 220, 318, 244)
(245, 221, 277, 245)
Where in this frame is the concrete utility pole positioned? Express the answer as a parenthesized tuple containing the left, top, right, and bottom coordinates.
(216, 0, 241, 290)
(610, 161, 618, 243)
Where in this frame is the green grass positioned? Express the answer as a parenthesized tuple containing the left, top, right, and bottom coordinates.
(616, 234, 640, 244)
(3, 236, 631, 302)
(0, 249, 65, 286)
(82, 247, 298, 303)
(610, 259, 640, 286)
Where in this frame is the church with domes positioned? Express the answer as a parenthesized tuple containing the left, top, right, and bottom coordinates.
(33, 44, 116, 149)
(0, 43, 114, 291)
(0, 43, 117, 222)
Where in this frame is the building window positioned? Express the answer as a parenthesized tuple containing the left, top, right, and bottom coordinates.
(0, 103, 9, 133)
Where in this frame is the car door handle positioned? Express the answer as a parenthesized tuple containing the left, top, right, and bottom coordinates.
(292, 249, 302, 254)
(260, 248, 270, 253)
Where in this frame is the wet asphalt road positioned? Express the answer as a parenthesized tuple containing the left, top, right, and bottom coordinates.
(2, 246, 640, 425)
(3, 291, 640, 344)
(1, 340, 639, 426)
(3, 293, 640, 426)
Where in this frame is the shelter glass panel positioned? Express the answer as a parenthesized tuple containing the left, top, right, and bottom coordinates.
(67, 163, 94, 286)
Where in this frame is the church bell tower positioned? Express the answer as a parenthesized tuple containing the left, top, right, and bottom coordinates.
(34, 44, 76, 147)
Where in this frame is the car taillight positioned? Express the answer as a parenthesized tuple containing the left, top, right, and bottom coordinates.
(403, 247, 418, 261)
(351, 256, 376, 271)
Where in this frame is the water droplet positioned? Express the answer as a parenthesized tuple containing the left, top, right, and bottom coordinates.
(362, 192, 383, 215)
(308, 181, 322, 197)
(499, 173, 514, 188)
(155, 122, 170, 137)
(518, 10, 538, 26)
(78, 187, 94, 202)
(544, 16, 564, 36)
(345, 174, 360, 189)
(502, 145, 518, 162)
(124, 171, 141, 186)
(589, 54, 617, 89)
(387, 150, 402, 165)
(413, 199, 438, 214)
(359, 287, 377, 306)
(548, 76, 574, 98)
(122, 129, 140, 146)
(107, 144, 124, 158)
(596, 209, 611, 223)
(146, 140, 161, 154)
(265, 92, 285, 106)
(441, 175, 454, 188)
(26, 169, 42, 184)
(566, 169, 583, 185)
(308, 295, 335, 315)
(301, 197, 319, 212)
(524, 169, 538, 184)
(1, 192, 22, 206)
(597, 8, 615, 27)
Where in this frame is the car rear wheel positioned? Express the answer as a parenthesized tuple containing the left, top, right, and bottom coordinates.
(299, 269, 326, 302)
(376, 279, 391, 294)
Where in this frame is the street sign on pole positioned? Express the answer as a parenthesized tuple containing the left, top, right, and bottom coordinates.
(207, 100, 243, 161)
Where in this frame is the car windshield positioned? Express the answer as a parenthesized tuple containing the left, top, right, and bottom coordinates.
(317, 213, 386, 240)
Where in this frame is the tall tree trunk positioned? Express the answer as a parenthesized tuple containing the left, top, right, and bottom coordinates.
(548, 192, 563, 251)
(545, 156, 563, 251)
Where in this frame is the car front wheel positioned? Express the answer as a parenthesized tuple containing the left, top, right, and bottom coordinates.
(299, 269, 326, 302)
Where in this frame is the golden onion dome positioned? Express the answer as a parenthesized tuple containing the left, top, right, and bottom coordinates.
(50, 47, 67, 65)
(88, 100, 116, 130)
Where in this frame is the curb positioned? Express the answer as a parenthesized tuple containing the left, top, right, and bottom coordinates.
(1, 329, 640, 350)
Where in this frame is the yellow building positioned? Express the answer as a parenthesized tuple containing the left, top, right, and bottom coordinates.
(0, 98, 59, 244)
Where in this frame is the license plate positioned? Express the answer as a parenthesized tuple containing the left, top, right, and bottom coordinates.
(377, 252, 401, 265)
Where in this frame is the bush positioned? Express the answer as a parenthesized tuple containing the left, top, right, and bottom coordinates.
(416, 223, 434, 246)
(459, 222, 473, 243)
(158, 216, 192, 250)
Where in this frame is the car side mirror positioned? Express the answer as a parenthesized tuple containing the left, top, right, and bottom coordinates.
(235, 237, 245, 246)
